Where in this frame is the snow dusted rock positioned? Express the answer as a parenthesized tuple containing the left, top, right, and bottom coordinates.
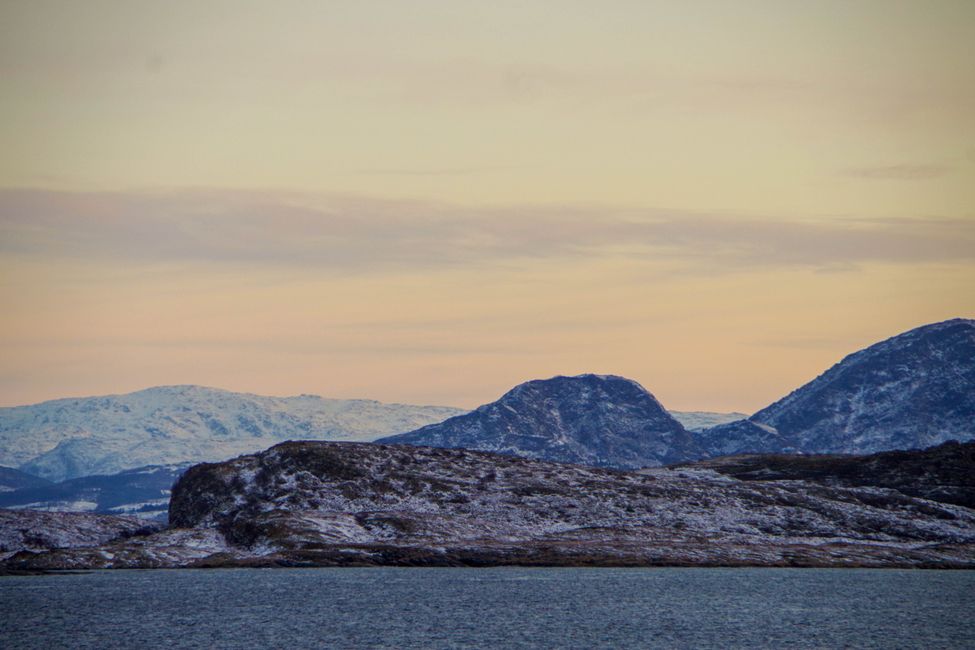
(2, 527, 236, 571)
(696, 319, 975, 457)
(379, 374, 701, 469)
(679, 440, 975, 510)
(0, 509, 161, 562)
(6, 441, 975, 569)
(156, 441, 975, 568)
(0, 385, 465, 481)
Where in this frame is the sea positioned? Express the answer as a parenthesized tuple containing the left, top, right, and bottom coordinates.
(1, 567, 973, 649)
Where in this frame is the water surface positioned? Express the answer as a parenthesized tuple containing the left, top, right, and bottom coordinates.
(1, 568, 972, 649)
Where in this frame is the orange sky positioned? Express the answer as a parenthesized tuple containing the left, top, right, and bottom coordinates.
(1, 2, 973, 411)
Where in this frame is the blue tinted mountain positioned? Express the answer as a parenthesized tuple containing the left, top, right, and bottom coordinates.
(378, 374, 701, 469)
(0, 464, 191, 521)
(696, 319, 975, 456)
(0, 466, 52, 493)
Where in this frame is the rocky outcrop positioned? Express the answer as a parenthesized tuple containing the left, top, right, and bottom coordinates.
(0, 509, 161, 563)
(6, 441, 973, 570)
(379, 375, 701, 469)
(696, 319, 975, 457)
(677, 440, 975, 509)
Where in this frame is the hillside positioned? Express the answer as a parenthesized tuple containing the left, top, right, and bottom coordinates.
(379, 374, 701, 469)
(678, 440, 975, 509)
(0, 464, 190, 521)
(0, 385, 465, 481)
(0, 467, 51, 493)
(5, 441, 973, 570)
(696, 319, 975, 456)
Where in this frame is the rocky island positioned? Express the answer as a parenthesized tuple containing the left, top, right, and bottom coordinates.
(4, 440, 974, 571)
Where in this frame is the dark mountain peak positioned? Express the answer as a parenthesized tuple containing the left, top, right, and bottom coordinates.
(696, 318, 975, 457)
(492, 373, 668, 411)
(379, 374, 699, 469)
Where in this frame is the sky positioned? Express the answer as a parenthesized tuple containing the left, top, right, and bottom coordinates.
(1, 1, 973, 411)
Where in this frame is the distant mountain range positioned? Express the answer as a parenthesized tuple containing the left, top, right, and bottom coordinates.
(2, 317, 974, 569)
(379, 374, 700, 469)
(694, 318, 975, 457)
(0, 384, 741, 484)
(1, 318, 971, 486)
(0, 386, 465, 482)
(381, 319, 974, 469)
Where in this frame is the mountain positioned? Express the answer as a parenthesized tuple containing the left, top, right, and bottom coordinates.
(668, 411, 748, 432)
(5, 441, 974, 570)
(0, 467, 52, 493)
(695, 318, 975, 457)
(0, 385, 465, 482)
(378, 374, 702, 469)
(678, 440, 975, 509)
(0, 464, 191, 521)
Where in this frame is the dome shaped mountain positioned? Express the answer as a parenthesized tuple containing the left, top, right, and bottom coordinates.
(378, 374, 701, 469)
(696, 318, 975, 456)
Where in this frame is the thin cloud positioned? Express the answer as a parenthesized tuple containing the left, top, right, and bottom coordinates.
(842, 164, 952, 180)
(347, 165, 517, 177)
(1, 188, 973, 274)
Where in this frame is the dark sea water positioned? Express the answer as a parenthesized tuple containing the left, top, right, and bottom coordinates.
(1, 567, 973, 649)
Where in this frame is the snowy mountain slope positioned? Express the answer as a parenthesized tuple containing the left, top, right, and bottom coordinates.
(0, 463, 191, 521)
(668, 411, 748, 432)
(695, 318, 975, 456)
(378, 374, 703, 469)
(0, 386, 465, 482)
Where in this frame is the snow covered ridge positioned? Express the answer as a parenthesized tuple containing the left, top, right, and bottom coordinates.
(0, 385, 466, 482)
(378, 374, 702, 469)
(695, 318, 975, 457)
(5, 440, 974, 570)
